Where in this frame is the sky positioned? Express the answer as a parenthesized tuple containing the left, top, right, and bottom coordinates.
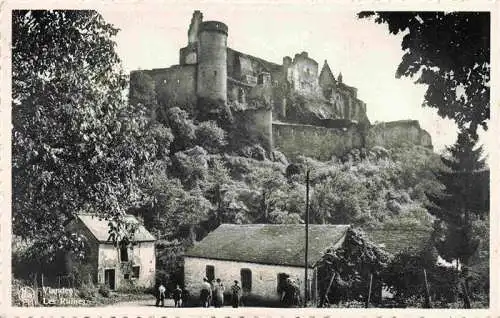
(100, 3, 482, 153)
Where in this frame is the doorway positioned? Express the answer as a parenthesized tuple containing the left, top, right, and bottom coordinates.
(104, 269, 116, 290)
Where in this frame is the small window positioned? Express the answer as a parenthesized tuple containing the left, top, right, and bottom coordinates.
(176, 79, 180, 84)
(241, 268, 252, 292)
(120, 244, 129, 262)
(132, 266, 140, 278)
(206, 265, 215, 282)
(238, 88, 245, 103)
(124, 273, 130, 279)
(214, 70, 217, 76)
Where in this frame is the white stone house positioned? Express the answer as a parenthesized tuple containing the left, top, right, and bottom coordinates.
(184, 224, 350, 305)
(65, 214, 156, 291)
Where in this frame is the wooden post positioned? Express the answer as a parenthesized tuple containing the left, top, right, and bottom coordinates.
(314, 267, 318, 306)
(304, 169, 310, 307)
(323, 272, 336, 307)
(423, 268, 432, 308)
(365, 273, 373, 308)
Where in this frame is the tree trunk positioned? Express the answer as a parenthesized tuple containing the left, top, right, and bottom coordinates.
(189, 225, 196, 243)
(217, 184, 222, 225)
(461, 281, 471, 308)
(365, 273, 373, 308)
(423, 268, 432, 308)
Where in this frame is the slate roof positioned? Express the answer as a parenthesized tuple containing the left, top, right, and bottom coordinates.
(185, 224, 350, 267)
(361, 227, 433, 255)
(76, 214, 156, 243)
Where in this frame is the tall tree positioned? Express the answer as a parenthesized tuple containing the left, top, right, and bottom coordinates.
(12, 10, 157, 250)
(358, 12, 490, 137)
(426, 132, 488, 266)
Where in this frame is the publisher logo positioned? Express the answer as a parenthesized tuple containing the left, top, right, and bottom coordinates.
(18, 286, 36, 306)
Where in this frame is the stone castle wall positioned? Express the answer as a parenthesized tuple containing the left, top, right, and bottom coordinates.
(366, 120, 433, 149)
(272, 122, 364, 160)
(272, 120, 432, 160)
(143, 65, 198, 108)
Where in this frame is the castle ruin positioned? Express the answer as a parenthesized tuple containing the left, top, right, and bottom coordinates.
(131, 11, 433, 160)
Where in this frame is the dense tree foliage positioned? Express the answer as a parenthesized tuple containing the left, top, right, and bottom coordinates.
(12, 10, 165, 252)
(382, 246, 460, 306)
(316, 228, 390, 306)
(426, 132, 488, 267)
(359, 12, 490, 137)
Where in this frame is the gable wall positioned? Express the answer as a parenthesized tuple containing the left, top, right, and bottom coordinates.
(97, 242, 155, 290)
(64, 219, 100, 282)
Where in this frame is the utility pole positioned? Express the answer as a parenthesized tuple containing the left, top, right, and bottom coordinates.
(304, 168, 310, 307)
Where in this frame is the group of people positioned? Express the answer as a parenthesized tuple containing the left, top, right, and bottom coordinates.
(155, 283, 190, 307)
(155, 278, 242, 308)
(200, 277, 242, 308)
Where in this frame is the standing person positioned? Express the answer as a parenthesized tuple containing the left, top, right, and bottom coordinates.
(200, 277, 212, 307)
(181, 287, 190, 307)
(231, 280, 241, 308)
(172, 285, 182, 308)
(210, 279, 216, 306)
(156, 282, 166, 307)
(214, 278, 225, 308)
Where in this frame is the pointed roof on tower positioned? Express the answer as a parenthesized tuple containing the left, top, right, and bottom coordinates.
(319, 60, 336, 88)
(338, 72, 343, 83)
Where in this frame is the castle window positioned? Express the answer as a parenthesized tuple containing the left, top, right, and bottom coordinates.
(177, 79, 180, 85)
(214, 70, 217, 76)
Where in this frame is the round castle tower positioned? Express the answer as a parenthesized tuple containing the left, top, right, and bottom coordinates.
(196, 21, 228, 103)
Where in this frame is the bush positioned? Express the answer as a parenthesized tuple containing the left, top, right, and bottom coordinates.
(98, 284, 110, 298)
(386, 199, 403, 214)
(78, 283, 97, 300)
(195, 121, 227, 153)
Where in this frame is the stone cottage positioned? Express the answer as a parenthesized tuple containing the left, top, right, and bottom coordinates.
(183, 223, 350, 305)
(65, 214, 156, 291)
(184, 224, 433, 305)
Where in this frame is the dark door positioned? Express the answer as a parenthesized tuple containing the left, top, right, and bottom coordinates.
(277, 273, 289, 294)
(104, 269, 116, 290)
(206, 265, 215, 282)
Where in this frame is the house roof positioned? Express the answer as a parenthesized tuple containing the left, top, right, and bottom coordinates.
(76, 214, 156, 243)
(361, 227, 433, 255)
(185, 224, 350, 267)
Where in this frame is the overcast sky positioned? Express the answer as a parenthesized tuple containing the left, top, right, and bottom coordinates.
(100, 4, 482, 153)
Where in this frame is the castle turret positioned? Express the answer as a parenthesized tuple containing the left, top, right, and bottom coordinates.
(196, 21, 228, 103)
(188, 10, 203, 44)
(319, 60, 335, 88)
(180, 11, 203, 65)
